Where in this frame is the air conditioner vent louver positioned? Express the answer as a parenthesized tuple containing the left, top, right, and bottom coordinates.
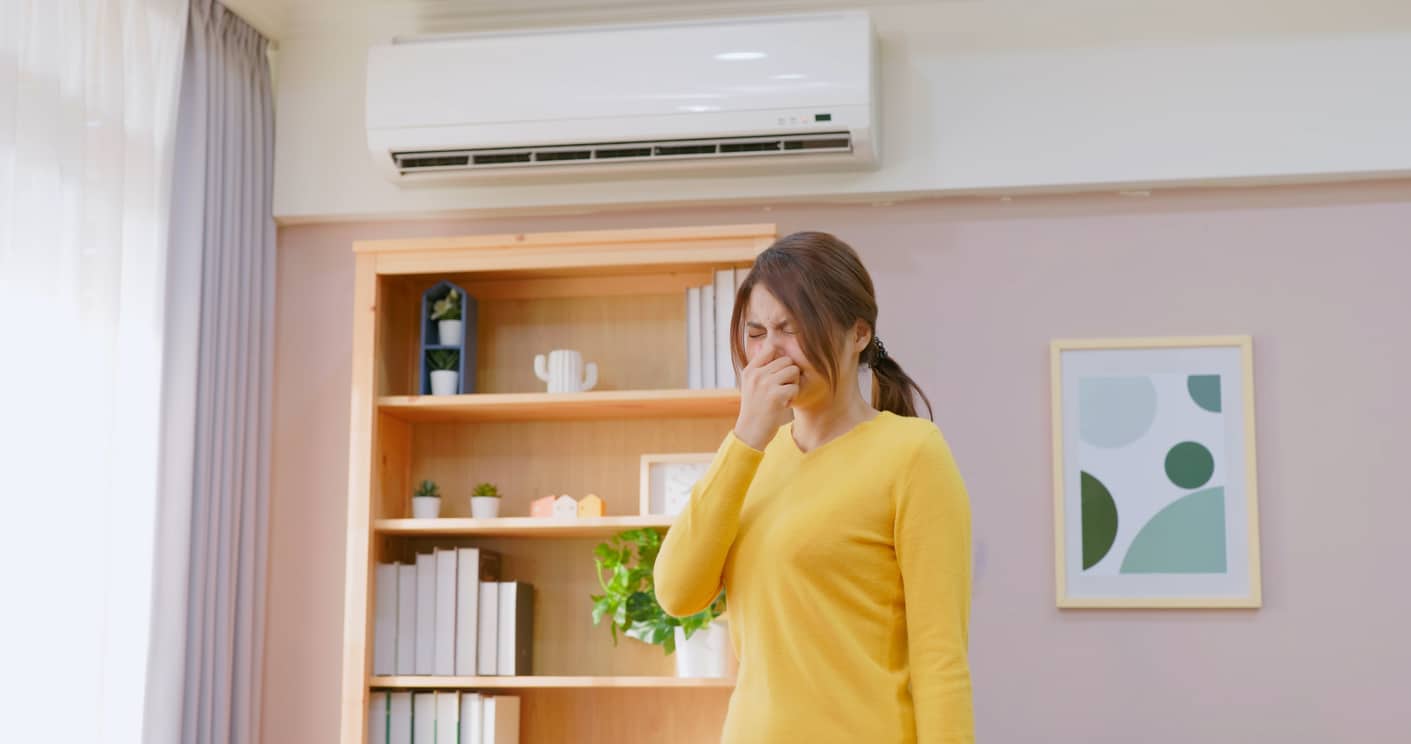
(392, 131, 852, 174)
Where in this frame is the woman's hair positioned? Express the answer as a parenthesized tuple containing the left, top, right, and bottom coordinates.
(729, 231, 933, 419)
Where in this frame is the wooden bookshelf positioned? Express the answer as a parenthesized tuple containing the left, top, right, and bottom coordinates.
(341, 224, 771, 744)
(377, 388, 741, 423)
(373, 515, 673, 538)
(370, 675, 735, 689)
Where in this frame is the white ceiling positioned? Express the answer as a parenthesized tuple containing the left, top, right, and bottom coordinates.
(226, 0, 962, 41)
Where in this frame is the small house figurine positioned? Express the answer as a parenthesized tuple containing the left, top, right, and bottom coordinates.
(552, 495, 578, 519)
(578, 493, 604, 518)
(530, 495, 555, 518)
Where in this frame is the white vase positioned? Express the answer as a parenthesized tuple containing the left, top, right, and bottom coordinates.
(411, 496, 441, 519)
(470, 496, 500, 519)
(533, 349, 598, 394)
(437, 319, 462, 346)
(674, 621, 728, 678)
(430, 369, 459, 395)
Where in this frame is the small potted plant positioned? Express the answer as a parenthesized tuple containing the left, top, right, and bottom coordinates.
(590, 529, 728, 677)
(430, 288, 462, 346)
(427, 349, 459, 396)
(470, 481, 501, 519)
(412, 479, 442, 519)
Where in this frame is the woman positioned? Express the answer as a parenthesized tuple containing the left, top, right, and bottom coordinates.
(655, 231, 974, 744)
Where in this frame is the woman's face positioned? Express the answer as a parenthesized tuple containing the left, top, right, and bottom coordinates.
(743, 286, 827, 408)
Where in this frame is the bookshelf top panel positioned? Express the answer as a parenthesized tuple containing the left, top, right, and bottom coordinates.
(357, 223, 776, 277)
(378, 388, 740, 423)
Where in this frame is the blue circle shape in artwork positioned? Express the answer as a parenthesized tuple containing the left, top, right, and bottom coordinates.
(1079, 376, 1158, 449)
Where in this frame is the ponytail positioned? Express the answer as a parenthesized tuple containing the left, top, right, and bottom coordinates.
(866, 336, 933, 420)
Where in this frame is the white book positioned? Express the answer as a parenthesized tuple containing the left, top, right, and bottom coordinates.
(497, 582, 534, 676)
(483, 695, 520, 744)
(714, 268, 735, 388)
(686, 286, 702, 389)
(734, 266, 747, 295)
(477, 582, 500, 676)
(434, 549, 458, 676)
(373, 564, 398, 676)
(435, 691, 459, 744)
(368, 691, 388, 744)
(459, 693, 484, 744)
(700, 284, 716, 388)
(395, 564, 417, 675)
(412, 692, 436, 744)
(415, 553, 436, 675)
(455, 548, 480, 675)
(389, 692, 413, 744)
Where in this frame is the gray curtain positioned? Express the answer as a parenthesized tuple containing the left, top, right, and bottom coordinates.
(153, 2, 275, 743)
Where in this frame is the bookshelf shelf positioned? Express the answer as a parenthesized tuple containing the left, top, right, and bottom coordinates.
(374, 515, 673, 538)
(377, 388, 740, 423)
(344, 224, 771, 744)
(370, 676, 735, 690)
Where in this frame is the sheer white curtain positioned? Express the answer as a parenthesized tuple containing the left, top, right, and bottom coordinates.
(0, 1, 188, 742)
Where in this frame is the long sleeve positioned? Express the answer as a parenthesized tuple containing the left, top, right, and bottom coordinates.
(654, 431, 764, 617)
(895, 428, 974, 744)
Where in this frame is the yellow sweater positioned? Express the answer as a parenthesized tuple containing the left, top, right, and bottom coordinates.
(655, 411, 974, 744)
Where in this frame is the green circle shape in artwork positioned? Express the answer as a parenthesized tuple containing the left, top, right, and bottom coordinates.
(1165, 441, 1215, 489)
(1079, 376, 1158, 449)
(1188, 375, 1222, 413)
(1080, 472, 1119, 570)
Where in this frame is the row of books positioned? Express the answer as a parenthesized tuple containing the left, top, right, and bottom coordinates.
(373, 549, 534, 676)
(686, 267, 748, 389)
(368, 691, 518, 744)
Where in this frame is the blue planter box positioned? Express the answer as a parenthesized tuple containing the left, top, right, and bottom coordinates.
(418, 280, 478, 395)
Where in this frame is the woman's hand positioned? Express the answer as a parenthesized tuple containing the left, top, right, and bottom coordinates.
(733, 347, 799, 451)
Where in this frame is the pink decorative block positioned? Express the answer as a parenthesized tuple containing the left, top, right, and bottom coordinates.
(530, 495, 555, 518)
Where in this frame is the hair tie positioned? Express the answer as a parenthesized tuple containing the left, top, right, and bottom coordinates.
(873, 335, 887, 362)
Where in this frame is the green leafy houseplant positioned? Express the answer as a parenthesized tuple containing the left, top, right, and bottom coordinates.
(430, 288, 462, 321)
(590, 528, 724, 655)
(427, 349, 459, 371)
(414, 480, 440, 499)
(472, 482, 500, 498)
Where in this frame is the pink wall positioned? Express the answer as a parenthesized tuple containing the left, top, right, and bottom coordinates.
(266, 181, 1411, 744)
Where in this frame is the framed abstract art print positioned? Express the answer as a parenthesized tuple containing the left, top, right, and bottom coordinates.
(1051, 336, 1262, 608)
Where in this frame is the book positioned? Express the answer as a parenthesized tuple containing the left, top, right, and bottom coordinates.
(368, 691, 388, 744)
(373, 563, 398, 675)
(477, 582, 499, 676)
(434, 549, 457, 676)
(715, 268, 735, 387)
(459, 693, 484, 744)
(395, 564, 417, 675)
(700, 284, 715, 388)
(687, 286, 702, 389)
(435, 691, 459, 744)
(412, 692, 436, 744)
(497, 582, 535, 676)
(415, 553, 436, 675)
(389, 692, 412, 744)
(455, 548, 502, 675)
(482, 695, 520, 744)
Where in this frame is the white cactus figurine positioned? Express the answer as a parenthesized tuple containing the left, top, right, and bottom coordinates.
(534, 349, 597, 393)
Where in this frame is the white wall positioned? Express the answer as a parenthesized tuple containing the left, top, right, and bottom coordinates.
(272, 0, 1411, 222)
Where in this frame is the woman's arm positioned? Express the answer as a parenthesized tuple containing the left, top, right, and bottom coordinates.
(896, 428, 974, 744)
(653, 432, 764, 617)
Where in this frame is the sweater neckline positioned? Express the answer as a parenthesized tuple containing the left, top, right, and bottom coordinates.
(783, 410, 890, 460)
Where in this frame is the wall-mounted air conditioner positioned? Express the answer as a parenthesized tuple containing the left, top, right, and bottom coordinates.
(365, 12, 878, 181)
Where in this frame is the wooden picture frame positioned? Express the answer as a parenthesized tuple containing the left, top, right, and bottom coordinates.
(1051, 336, 1262, 608)
(639, 452, 716, 517)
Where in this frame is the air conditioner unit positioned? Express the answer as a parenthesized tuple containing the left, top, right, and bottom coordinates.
(365, 12, 878, 181)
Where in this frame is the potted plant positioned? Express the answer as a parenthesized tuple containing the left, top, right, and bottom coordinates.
(590, 529, 728, 677)
(427, 349, 459, 396)
(430, 288, 462, 346)
(470, 481, 501, 519)
(412, 479, 442, 519)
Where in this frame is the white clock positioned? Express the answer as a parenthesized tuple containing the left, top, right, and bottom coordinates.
(640, 452, 716, 517)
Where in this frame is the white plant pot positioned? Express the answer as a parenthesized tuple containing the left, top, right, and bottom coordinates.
(470, 496, 500, 520)
(437, 319, 462, 346)
(674, 621, 728, 678)
(411, 496, 441, 519)
(429, 370, 459, 395)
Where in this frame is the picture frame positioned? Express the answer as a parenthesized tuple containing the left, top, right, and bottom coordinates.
(639, 452, 715, 517)
(1051, 336, 1262, 608)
